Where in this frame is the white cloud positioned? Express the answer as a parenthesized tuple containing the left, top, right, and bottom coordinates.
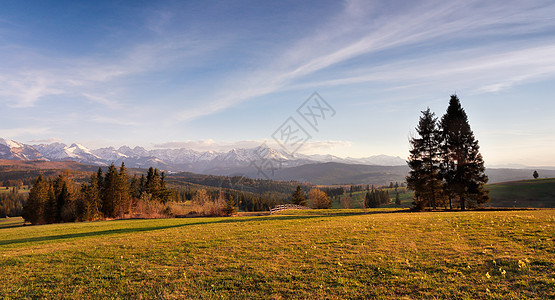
(153, 139, 352, 154)
(28, 137, 62, 144)
(0, 127, 50, 138)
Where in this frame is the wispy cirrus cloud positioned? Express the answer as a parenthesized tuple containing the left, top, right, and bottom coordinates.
(290, 43, 555, 94)
(173, 0, 555, 121)
(0, 31, 226, 109)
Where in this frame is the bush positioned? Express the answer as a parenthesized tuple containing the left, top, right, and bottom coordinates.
(308, 189, 331, 209)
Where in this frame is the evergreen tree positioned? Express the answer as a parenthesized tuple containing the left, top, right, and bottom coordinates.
(291, 185, 307, 206)
(145, 167, 159, 195)
(139, 174, 146, 195)
(53, 174, 74, 222)
(78, 174, 102, 221)
(365, 189, 380, 208)
(116, 162, 130, 217)
(129, 175, 141, 200)
(96, 168, 104, 188)
(407, 108, 444, 210)
(364, 191, 370, 208)
(102, 164, 119, 218)
(395, 192, 401, 205)
(158, 172, 171, 203)
(224, 195, 237, 216)
(23, 175, 51, 225)
(440, 95, 489, 210)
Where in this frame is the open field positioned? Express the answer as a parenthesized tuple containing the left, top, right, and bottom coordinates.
(487, 178, 555, 208)
(1, 209, 554, 299)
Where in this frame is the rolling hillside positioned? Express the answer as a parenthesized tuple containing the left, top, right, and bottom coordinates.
(271, 162, 409, 185)
(486, 178, 555, 208)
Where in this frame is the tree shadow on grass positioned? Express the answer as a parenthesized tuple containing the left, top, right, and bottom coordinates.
(0, 209, 413, 247)
(0, 215, 323, 246)
(0, 218, 25, 230)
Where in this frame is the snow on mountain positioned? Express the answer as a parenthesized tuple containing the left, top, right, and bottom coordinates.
(34, 142, 104, 165)
(0, 138, 45, 160)
(92, 147, 129, 162)
(2, 137, 406, 173)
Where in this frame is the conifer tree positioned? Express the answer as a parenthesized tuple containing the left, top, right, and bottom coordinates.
(129, 175, 141, 200)
(291, 185, 307, 206)
(406, 108, 444, 210)
(116, 162, 130, 217)
(102, 164, 119, 218)
(440, 95, 489, 210)
(224, 195, 237, 216)
(158, 172, 171, 203)
(23, 175, 51, 225)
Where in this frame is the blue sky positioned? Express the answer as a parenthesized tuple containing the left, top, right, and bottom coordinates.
(1, 0, 554, 166)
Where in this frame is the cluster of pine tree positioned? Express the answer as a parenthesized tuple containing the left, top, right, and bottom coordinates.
(364, 187, 390, 208)
(0, 188, 26, 217)
(407, 95, 489, 211)
(23, 164, 171, 225)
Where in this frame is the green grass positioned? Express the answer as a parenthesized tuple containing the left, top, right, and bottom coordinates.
(340, 178, 555, 209)
(1, 209, 554, 299)
(487, 178, 555, 208)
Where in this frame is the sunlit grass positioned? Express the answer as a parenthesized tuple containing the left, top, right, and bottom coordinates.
(1, 209, 554, 299)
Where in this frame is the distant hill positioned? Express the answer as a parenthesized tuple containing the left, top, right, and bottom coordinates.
(256, 162, 555, 186)
(270, 162, 409, 185)
(486, 178, 555, 208)
(0, 160, 98, 184)
(485, 168, 555, 183)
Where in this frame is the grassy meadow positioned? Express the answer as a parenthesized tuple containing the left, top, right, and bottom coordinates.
(1, 209, 554, 299)
(487, 178, 555, 208)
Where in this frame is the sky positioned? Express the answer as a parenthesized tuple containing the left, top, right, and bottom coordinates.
(0, 0, 554, 167)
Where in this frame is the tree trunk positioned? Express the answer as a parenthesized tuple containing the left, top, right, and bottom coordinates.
(459, 195, 466, 211)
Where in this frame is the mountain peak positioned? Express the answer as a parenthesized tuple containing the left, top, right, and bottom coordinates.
(0, 138, 23, 149)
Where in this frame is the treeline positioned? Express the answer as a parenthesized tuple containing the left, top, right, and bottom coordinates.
(0, 188, 26, 217)
(166, 173, 302, 195)
(23, 164, 170, 225)
(172, 185, 287, 212)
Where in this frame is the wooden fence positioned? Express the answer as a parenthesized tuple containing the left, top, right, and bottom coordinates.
(270, 204, 311, 214)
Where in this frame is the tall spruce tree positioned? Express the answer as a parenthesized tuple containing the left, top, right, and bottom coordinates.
(440, 95, 489, 210)
(102, 164, 119, 218)
(406, 108, 443, 210)
(116, 162, 130, 217)
(23, 175, 52, 225)
(291, 185, 307, 206)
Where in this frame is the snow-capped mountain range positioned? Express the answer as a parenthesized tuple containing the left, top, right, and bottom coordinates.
(0, 138, 406, 174)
